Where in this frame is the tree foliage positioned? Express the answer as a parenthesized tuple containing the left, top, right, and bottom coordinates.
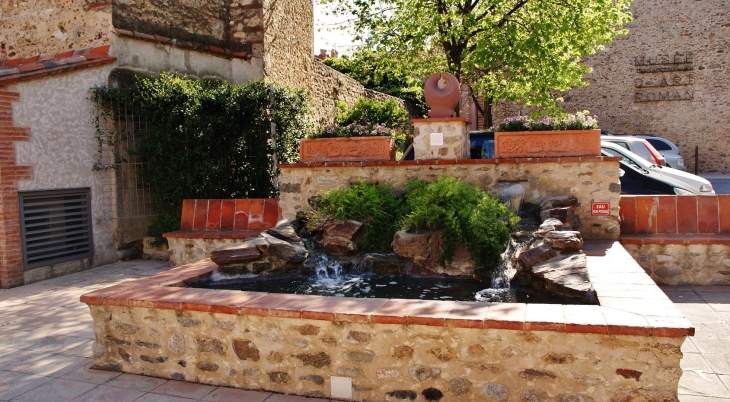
(320, 0, 632, 111)
(323, 49, 428, 116)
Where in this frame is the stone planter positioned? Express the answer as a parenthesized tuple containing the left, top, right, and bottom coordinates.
(494, 129, 601, 158)
(299, 136, 395, 163)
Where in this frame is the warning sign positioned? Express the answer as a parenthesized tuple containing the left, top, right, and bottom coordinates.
(591, 202, 610, 216)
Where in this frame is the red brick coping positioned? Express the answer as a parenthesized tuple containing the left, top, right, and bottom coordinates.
(0, 45, 116, 87)
(163, 199, 280, 240)
(80, 241, 693, 338)
(279, 156, 621, 169)
(619, 195, 730, 245)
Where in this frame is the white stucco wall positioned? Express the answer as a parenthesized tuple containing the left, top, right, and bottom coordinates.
(7, 64, 118, 278)
(113, 35, 264, 84)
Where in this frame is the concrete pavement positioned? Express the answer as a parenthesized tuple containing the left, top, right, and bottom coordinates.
(0, 260, 726, 401)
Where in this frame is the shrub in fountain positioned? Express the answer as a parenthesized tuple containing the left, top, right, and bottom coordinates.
(303, 181, 409, 254)
(393, 177, 519, 276)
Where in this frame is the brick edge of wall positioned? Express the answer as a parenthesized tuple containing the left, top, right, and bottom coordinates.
(0, 91, 32, 288)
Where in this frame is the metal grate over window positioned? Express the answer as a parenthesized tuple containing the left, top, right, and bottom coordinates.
(19, 188, 94, 270)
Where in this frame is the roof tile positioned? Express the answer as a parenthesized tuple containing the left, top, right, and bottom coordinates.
(0, 45, 115, 87)
(0, 68, 21, 77)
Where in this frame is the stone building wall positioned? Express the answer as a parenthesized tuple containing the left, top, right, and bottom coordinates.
(279, 159, 622, 239)
(89, 304, 684, 402)
(494, 0, 730, 172)
(623, 243, 730, 286)
(0, 0, 112, 59)
(309, 61, 410, 129)
(262, 0, 313, 93)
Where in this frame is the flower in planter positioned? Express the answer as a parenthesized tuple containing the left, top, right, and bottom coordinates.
(311, 122, 396, 139)
(491, 111, 598, 132)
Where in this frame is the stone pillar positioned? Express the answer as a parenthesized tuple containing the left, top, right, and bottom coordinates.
(411, 117, 470, 160)
(0, 91, 32, 288)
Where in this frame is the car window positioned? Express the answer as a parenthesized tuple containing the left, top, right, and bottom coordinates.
(612, 141, 630, 150)
(602, 147, 639, 167)
(646, 138, 672, 151)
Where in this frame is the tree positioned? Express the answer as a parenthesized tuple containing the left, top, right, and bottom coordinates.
(319, 0, 632, 122)
(323, 48, 429, 117)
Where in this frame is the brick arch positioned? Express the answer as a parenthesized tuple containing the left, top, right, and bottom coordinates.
(0, 90, 32, 288)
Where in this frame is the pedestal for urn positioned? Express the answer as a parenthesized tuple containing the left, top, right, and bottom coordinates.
(411, 117, 470, 160)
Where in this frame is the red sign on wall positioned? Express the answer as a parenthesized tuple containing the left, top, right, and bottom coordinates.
(591, 202, 610, 216)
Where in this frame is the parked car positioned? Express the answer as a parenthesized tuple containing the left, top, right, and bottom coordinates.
(610, 155, 677, 195)
(401, 131, 495, 160)
(469, 130, 495, 159)
(634, 135, 686, 171)
(601, 135, 667, 167)
(601, 142, 714, 195)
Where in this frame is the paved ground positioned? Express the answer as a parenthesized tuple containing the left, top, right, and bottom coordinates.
(0, 260, 727, 402)
(700, 173, 730, 195)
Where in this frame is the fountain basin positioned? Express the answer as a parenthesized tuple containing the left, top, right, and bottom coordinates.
(82, 241, 693, 401)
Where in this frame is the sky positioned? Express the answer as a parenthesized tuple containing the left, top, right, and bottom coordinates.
(313, 2, 360, 56)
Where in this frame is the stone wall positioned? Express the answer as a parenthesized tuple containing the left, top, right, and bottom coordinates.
(623, 243, 730, 286)
(167, 238, 243, 267)
(279, 158, 622, 239)
(6, 64, 118, 284)
(89, 304, 684, 401)
(493, 0, 730, 173)
(0, 0, 112, 59)
(262, 0, 313, 93)
(309, 61, 410, 129)
(112, 0, 263, 55)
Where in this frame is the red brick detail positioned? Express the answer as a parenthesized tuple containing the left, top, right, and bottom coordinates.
(234, 199, 250, 230)
(697, 196, 719, 233)
(0, 91, 32, 288)
(656, 196, 677, 234)
(247, 199, 265, 230)
(619, 196, 637, 234)
(720, 195, 730, 234)
(676, 196, 698, 234)
(635, 196, 657, 234)
(163, 199, 279, 239)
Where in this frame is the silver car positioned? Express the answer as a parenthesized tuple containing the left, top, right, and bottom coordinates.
(601, 135, 667, 167)
(601, 142, 714, 195)
(634, 135, 687, 171)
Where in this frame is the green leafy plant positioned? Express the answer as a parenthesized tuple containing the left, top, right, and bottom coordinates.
(493, 111, 598, 132)
(401, 177, 519, 268)
(91, 73, 310, 242)
(308, 181, 409, 252)
(306, 177, 517, 267)
(336, 98, 408, 129)
(310, 97, 408, 139)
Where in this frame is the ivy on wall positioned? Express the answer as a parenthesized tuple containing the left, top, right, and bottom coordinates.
(91, 73, 310, 241)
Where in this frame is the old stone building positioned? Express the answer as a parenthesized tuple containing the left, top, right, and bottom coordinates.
(0, 0, 402, 287)
(495, 0, 730, 173)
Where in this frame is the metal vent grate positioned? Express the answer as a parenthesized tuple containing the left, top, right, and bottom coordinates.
(19, 188, 94, 270)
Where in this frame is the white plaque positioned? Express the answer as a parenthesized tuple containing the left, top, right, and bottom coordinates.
(430, 132, 444, 146)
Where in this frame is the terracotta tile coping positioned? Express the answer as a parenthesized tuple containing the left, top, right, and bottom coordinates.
(279, 156, 622, 169)
(0, 45, 116, 87)
(163, 230, 263, 240)
(79, 241, 693, 338)
(620, 233, 730, 245)
(410, 117, 471, 124)
(113, 29, 252, 60)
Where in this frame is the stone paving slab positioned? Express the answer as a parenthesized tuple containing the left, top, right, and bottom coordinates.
(0, 259, 726, 401)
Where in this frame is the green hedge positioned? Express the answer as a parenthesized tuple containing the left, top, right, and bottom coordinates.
(92, 73, 310, 242)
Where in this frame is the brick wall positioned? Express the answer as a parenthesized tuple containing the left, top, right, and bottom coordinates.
(619, 195, 730, 235)
(0, 91, 32, 288)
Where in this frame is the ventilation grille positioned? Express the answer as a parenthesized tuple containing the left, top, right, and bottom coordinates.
(19, 188, 94, 270)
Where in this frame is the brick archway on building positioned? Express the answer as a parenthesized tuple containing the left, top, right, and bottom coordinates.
(0, 91, 32, 288)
